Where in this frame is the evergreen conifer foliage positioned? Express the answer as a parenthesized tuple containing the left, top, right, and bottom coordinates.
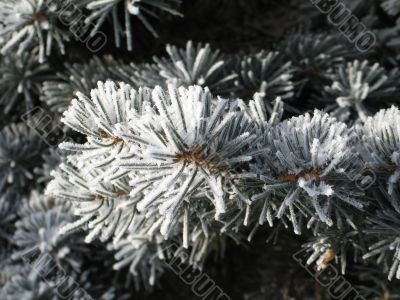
(360, 107, 400, 197)
(82, 0, 182, 50)
(122, 41, 239, 96)
(47, 81, 257, 251)
(0, 0, 73, 63)
(0, 123, 46, 194)
(241, 110, 366, 234)
(0, 51, 55, 113)
(323, 60, 400, 122)
(238, 50, 295, 102)
(40, 56, 138, 113)
(2, 0, 400, 299)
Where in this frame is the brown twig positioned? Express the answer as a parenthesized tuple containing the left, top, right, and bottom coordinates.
(175, 144, 225, 171)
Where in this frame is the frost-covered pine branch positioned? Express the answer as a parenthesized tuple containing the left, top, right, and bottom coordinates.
(237, 50, 295, 110)
(238, 110, 366, 234)
(363, 207, 400, 280)
(0, 191, 18, 248)
(12, 191, 85, 274)
(0, 123, 46, 194)
(323, 60, 400, 122)
(301, 226, 363, 275)
(82, 0, 183, 50)
(381, 0, 400, 18)
(280, 33, 356, 96)
(45, 81, 261, 281)
(34, 148, 64, 184)
(0, 0, 73, 62)
(0, 270, 55, 300)
(138, 41, 238, 95)
(1, 0, 400, 298)
(360, 106, 400, 199)
(0, 51, 55, 113)
(40, 56, 138, 113)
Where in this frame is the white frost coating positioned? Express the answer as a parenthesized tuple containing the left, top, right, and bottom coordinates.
(49, 81, 258, 247)
(298, 177, 334, 198)
(248, 109, 365, 228)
